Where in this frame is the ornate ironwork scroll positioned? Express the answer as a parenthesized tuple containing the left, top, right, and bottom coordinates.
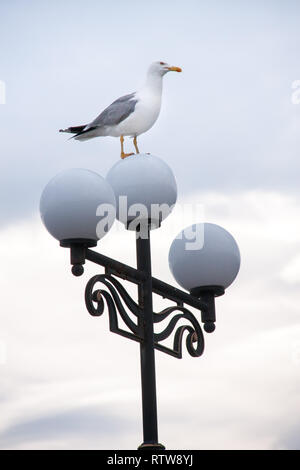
(85, 274, 143, 343)
(85, 274, 205, 359)
(153, 306, 204, 359)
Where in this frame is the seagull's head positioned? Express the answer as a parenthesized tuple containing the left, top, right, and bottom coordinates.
(148, 61, 182, 77)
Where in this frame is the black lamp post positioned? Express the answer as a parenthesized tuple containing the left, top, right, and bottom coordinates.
(40, 155, 240, 449)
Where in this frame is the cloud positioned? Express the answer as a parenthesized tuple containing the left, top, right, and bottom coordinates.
(274, 423, 300, 450)
(0, 406, 133, 449)
(280, 254, 300, 284)
(1, 189, 300, 449)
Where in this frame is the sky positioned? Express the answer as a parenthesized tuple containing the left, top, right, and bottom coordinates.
(1, 0, 300, 450)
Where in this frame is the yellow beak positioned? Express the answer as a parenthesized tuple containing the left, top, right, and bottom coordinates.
(167, 66, 182, 72)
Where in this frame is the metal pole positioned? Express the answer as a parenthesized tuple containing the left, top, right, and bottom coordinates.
(136, 225, 165, 450)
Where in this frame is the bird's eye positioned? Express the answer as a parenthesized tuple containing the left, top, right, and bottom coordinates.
(159, 61, 166, 65)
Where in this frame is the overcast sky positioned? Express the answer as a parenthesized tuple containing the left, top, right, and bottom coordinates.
(1, 0, 300, 450)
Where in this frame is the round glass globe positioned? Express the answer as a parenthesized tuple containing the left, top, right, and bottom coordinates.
(40, 168, 116, 243)
(106, 154, 177, 230)
(168, 223, 240, 291)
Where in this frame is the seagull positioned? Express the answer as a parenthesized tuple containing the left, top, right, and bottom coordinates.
(59, 61, 182, 159)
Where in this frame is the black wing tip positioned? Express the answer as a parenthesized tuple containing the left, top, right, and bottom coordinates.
(73, 126, 97, 137)
(59, 125, 88, 134)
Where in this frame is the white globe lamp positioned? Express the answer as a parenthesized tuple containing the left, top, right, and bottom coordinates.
(40, 168, 116, 275)
(106, 154, 177, 230)
(168, 223, 241, 295)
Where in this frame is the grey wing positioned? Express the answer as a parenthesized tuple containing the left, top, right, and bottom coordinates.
(88, 93, 138, 129)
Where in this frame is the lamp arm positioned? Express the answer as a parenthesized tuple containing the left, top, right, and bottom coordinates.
(85, 248, 208, 313)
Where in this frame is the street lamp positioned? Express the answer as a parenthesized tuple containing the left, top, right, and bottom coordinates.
(40, 154, 240, 450)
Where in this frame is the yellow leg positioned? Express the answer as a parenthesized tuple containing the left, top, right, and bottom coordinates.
(120, 136, 134, 159)
(133, 136, 140, 154)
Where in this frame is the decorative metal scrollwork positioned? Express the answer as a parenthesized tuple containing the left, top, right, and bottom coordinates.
(85, 274, 205, 359)
(85, 274, 143, 343)
(153, 306, 204, 359)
